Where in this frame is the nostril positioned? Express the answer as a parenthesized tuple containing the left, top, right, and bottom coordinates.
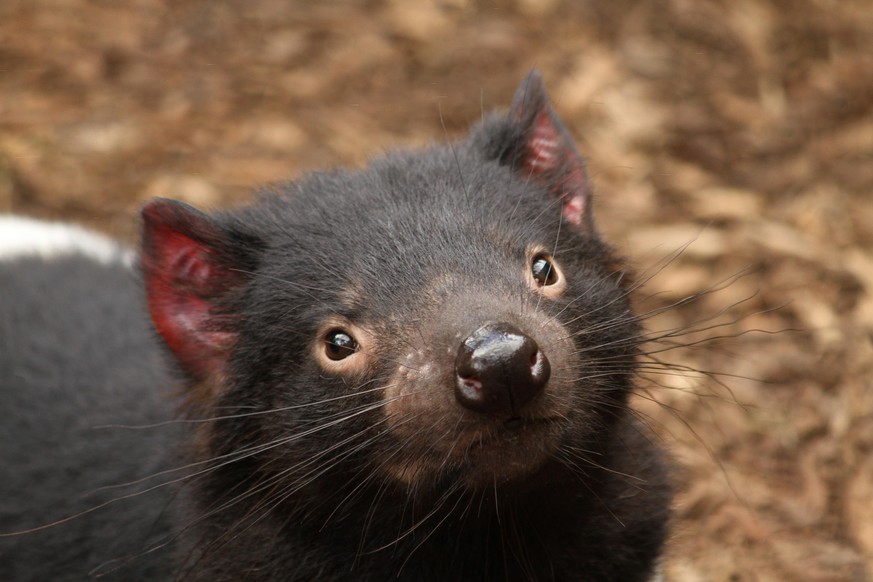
(460, 377, 482, 392)
(530, 350, 550, 389)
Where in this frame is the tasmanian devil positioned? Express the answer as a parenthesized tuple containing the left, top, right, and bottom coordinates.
(0, 71, 671, 581)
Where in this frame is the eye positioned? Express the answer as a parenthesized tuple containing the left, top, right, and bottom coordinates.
(531, 254, 558, 286)
(324, 329, 358, 361)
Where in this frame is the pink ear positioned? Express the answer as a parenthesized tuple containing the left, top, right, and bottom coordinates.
(509, 71, 592, 228)
(141, 199, 250, 380)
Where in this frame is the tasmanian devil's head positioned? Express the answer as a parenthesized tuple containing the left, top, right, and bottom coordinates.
(140, 71, 640, 496)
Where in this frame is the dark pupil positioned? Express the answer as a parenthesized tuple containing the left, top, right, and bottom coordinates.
(532, 256, 556, 286)
(325, 331, 357, 360)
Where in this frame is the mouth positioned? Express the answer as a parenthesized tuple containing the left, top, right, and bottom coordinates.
(454, 416, 561, 481)
(381, 415, 564, 487)
(471, 415, 558, 444)
(503, 416, 525, 430)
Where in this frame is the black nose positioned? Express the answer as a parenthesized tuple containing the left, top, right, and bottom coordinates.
(454, 322, 551, 414)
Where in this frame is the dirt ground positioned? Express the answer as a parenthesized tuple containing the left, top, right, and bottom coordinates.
(2, 1, 872, 580)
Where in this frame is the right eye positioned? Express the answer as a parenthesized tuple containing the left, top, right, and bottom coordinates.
(324, 329, 358, 361)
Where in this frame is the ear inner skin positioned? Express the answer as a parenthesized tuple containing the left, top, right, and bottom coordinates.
(507, 71, 594, 229)
(140, 199, 252, 381)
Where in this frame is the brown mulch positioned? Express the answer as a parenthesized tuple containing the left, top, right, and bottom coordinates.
(1, 1, 871, 579)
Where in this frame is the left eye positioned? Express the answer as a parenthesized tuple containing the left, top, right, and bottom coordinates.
(324, 330, 358, 361)
(531, 254, 558, 286)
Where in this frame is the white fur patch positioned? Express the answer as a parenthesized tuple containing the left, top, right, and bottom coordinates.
(0, 215, 134, 266)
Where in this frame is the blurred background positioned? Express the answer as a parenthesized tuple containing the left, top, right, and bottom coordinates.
(1, 1, 871, 579)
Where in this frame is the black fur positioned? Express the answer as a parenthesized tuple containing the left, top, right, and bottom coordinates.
(0, 256, 181, 581)
(1, 73, 671, 581)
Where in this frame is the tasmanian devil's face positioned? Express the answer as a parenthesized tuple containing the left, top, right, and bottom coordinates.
(140, 72, 640, 495)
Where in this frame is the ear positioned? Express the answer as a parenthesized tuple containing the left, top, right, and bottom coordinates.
(140, 198, 261, 381)
(502, 70, 593, 229)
